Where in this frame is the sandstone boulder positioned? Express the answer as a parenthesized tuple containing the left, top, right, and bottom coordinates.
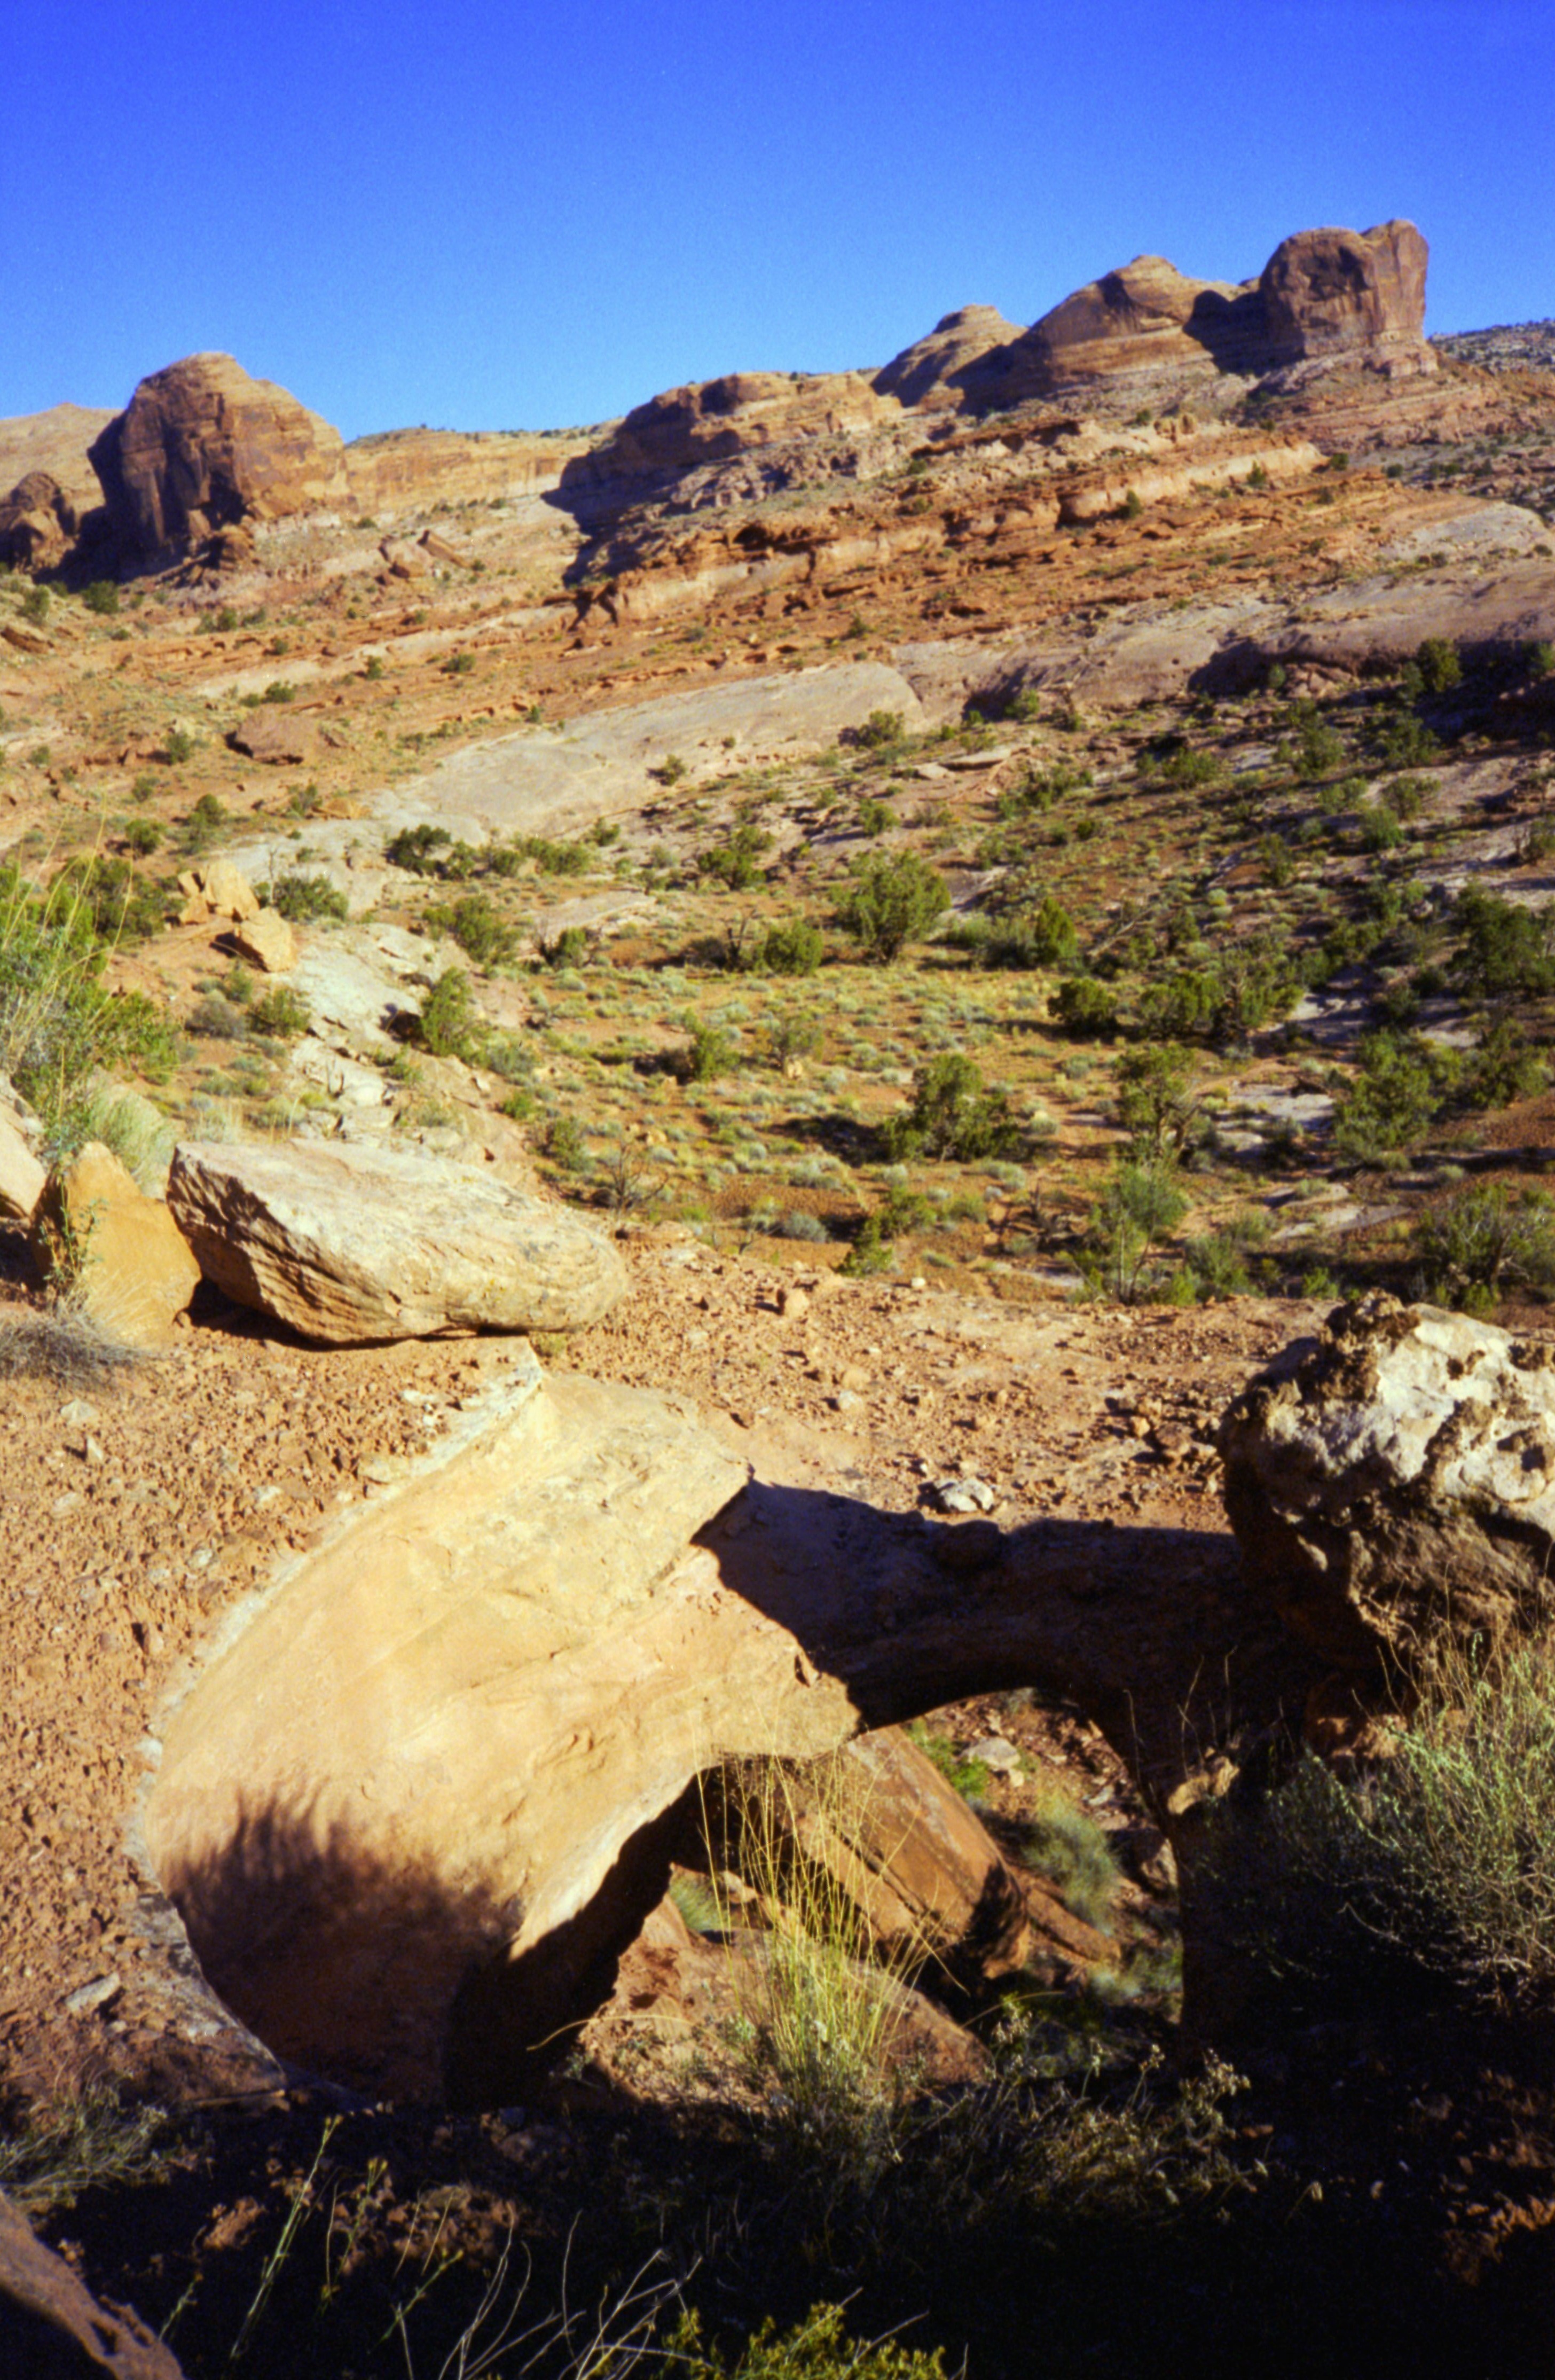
(88, 353, 349, 566)
(1219, 1291, 1555, 1673)
(568, 370, 900, 507)
(788, 1726, 1109, 1984)
(0, 470, 79, 571)
(226, 706, 320, 765)
(1008, 254, 1267, 396)
(229, 908, 297, 973)
(1260, 220, 1429, 367)
(0, 1106, 46, 1221)
(176, 859, 261, 923)
(32, 1144, 200, 1349)
(166, 1137, 627, 1342)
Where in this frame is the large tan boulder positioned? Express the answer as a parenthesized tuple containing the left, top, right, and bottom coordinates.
(226, 707, 320, 765)
(31, 1143, 200, 1349)
(88, 352, 349, 565)
(167, 1137, 627, 1342)
(0, 1106, 46, 1221)
(230, 908, 297, 973)
(1219, 1291, 1555, 1673)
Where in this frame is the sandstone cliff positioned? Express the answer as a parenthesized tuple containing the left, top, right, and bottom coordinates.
(89, 351, 351, 565)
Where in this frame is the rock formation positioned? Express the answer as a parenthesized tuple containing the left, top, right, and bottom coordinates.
(871, 304, 1025, 411)
(31, 1144, 200, 1351)
(167, 1138, 628, 1342)
(1219, 1292, 1555, 1673)
(0, 401, 117, 514)
(1260, 220, 1430, 368)
(0, 2185, 184, 2377)
(0, 471, 80, 571)
(890, 218, 1434, 414)
(88, 353, 350, 567)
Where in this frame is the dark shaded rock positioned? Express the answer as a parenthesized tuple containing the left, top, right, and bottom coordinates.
(0, 2187, 183, 2377)
(1218, 1291, 1555, 1674)
(88, 353, 348, 566)
(0, 472, 78, 570)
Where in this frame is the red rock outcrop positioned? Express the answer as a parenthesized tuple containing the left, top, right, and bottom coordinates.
(1260, 219, 1431, 370)
(0, 471, 79, 570)
(899, 219, 1433, 413)
(564, 370, 902, 517)
(343, 426, 593, 519)
(0, 401, 116, 512)
(88, 353, 350, 565)
(873, 304, 1025, 410)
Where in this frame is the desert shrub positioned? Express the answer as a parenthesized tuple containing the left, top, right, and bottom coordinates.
(1415, 1183, 1555, 1308)
(838, 1212, 894, 1276)
(121, 819, 162, 856)
(854, 707, 905, 750)
(429, 890, 520, 969)
(1136, 968, 1221, 1044)
(1180, 1211, 1270, 1301)
(540, 925, 589, 970)
(907, 1724, 991, 1800)
(758, 917, 824, 976)
(1381, 773, 1428, 821)
(51, 855, 168, 945)
(670, 2303, 949, 2378)
(543, 1112, 587, 1170)
(1081, 1160, 1187, 1303)
(182, 790, 227, 851)
(766, 1011, 821, 1069)
(384, 823, 452, 875)
(1371, 708, 1439, 769)
(1153, 744, 1226, 789)
(1452, 886, 1555, 999)
(834, 851, 947, 962)
(1332, 1031, 1451, 1164)
(1053, 976, 1118, 1038)
(1292, 719, 1345, 780)
(856, 796, 894, 837)
(189, 992, 247, 1039)
(1416, 636, 1463, 696)
(1017, 1788, 1122, 1930)
(1207, 1635, 1555, 2014)
(1518, 816, 1555, 867)
(775, 1210, 830, 1242)
(1114, 1044, 1204, 1162)
(20, 584, 50, 624)
(270, 870, 348, 923)
(882, 1054, 1018, 1162)
(678, 1019, 736, 1082)
(163, 724, 197, 764)
(698, 823, 772, 890)
(1357, 804, 1403, 852)
(414, 967, 481, 1059)
(0, 2086, 166, 2215)
(81, 580, 120, 616)
(1461, 1015, 1548, 1111)
(1000, 760, 1091, 816)
(247, 984, 311, 1040)
(511, 833, 590, 876)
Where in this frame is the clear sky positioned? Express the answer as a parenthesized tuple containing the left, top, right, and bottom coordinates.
(5, 1, 1552, 442)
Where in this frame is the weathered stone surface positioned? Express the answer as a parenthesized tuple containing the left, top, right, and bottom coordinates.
(229, 909, 296, 973)
(88, 353, 349, 566)
(0, 402, 117, 514)
(1261, 220, 1429, 367)
(176, 859, 261, 923)
(872, 305, 1025, 410)
(1219, 1292, 1555, 1672)
(1008, 254, 1267, 396)
(226, 705, 320, 765)
(0, 471, 79, 571)
(343, 426, 588, 520)
(31, 1145, 200, 1350)
(0, 2185, 184, 2377)
(794, 1727, 1109, 1983)
(166, 1138, 627, 1342)
(0, 1106, 46, 1221)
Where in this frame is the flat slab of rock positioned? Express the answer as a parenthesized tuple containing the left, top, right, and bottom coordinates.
(167, 1137, 627, 1342)
(1219, 1290, 1555, 1669)
(0, 1107, 45, 1221)
(0, 2185, 184, 2376)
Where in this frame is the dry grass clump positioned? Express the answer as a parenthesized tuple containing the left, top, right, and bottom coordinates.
(0, 1298, 151, 1388)
(0, 2084, 167, 2213)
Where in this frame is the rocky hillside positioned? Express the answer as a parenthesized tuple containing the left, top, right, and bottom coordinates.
(5, 214, 1555, 2375)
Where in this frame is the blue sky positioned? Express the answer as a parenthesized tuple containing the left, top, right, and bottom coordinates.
(5, 1, 1552, 441)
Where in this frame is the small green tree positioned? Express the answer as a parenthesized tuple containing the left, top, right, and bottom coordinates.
(1115, 1044, 1204, 1162)
(1082, 1160, 1188, 1303)
(834, 850, 947, 962)
(414, 967, 481, 1059)
(882, 1054, 1019, 1162)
